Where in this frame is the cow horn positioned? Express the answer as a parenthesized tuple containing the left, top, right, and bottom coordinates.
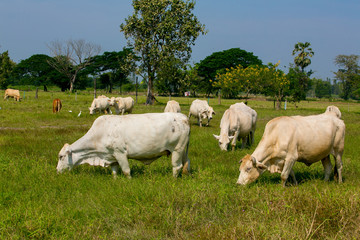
(251, 156, 257, 166)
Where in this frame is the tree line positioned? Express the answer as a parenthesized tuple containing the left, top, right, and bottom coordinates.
(1, 0, 359, 104)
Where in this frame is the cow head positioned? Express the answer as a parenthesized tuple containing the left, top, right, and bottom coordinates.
(236, 154, 267, 185)
(213, 134, 234, 151)
(89, 107, 95, 115)
(207, 106, 215, 120)
(57, 143, 73, 173)
(109, 97, 116, 106)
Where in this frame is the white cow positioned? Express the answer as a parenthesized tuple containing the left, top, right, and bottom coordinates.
(230, 102, 257, 145)
(4, 89, 21, 101)
(237, 107, 345, 186)
(188, 99, 215, 127)
(57, 113, 191, 178)
(109, 97, 134, 115)
(89, 97, 111, 115)
(213, 107, 252, 151)
(164, 100, 181, 113)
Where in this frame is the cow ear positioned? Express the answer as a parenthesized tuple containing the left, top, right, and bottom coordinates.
(213, 134, 220, 140)
(239, 159, 243, 164)
(213, 111, 216, 115)
(64, 143, 72, 154)
(256, 162, 267, 170)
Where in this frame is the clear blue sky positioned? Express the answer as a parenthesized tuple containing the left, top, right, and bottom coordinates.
(1, 0, 359, 80)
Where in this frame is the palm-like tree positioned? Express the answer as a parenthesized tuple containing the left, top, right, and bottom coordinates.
(292, 42, 314, 72)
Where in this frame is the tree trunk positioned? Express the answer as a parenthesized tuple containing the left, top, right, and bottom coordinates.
(146, 75, 155, 105)
(276, 100, 281, 110)
(69, 75, 76, 92)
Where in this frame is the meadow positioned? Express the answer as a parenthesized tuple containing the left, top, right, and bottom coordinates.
(0, 90, 359, 239)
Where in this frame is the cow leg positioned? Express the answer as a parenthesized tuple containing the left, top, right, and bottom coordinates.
(122, 109, 125, 115)
(281, 158, 296, 187)
(289, 169, 298, 185)
(113, 152, 131, 179)
(321, 156, 332, 181)
(171, 151, 184, 177)
(111, 164, 119, 178)
(232, 130, 240, 151)
(334, 153, 343, 183)
(198, 113, 202, 127)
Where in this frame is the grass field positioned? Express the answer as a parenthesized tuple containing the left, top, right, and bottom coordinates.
(0, 90, 360, 239)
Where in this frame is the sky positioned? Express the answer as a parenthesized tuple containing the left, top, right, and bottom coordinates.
(1, 0, 360, 80)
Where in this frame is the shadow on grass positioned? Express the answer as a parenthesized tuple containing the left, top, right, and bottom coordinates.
(243, 169, 341, 187)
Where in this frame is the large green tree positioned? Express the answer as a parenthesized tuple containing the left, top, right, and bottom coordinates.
(0, 51, 16, 89)
(334, 54, 360, 100)
(196, 48, 263, 96)
(120, 0, 206, 104)
(11, 54, 67, 91)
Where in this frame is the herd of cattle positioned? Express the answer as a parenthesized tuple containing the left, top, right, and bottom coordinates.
(3, 88, 345, 186)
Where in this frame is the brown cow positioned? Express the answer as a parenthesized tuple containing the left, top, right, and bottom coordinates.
(53, 99, 62, 113)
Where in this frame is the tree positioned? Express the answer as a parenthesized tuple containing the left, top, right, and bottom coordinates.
(11, 54, 67, 91)
(155, 56, 185, 96)
(262, 62, 289, 110)
(120, 0, 206, 105)
(0, 51, 16, 89)
(314, 78, 332, 99)
(85, 49, 136, 93)
(291, 42, 314, 100)
(47, 39, 101, 92)
(334, 54, 360, 100)
(197, 48, 263, 96)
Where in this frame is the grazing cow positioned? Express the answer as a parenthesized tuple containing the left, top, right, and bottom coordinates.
(213, 107, 252, 151)
(109, 97, 134, 115)
(230, 102, 257, 145)
(4, 89, 20, 101)
(57, 113, 191, 178)
(188, 99, 215, 127)
(53, 99, 62, 113)
(237, 107, 345, 186)
(89, 97, 111, 115)
(164, 100, 181, 113)
(325, 105, 341, 119)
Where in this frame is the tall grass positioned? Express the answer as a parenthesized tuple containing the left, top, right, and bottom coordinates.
(0, 90, 359, 239)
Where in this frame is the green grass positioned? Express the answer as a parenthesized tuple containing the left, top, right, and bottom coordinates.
(1, 90, 360, 239)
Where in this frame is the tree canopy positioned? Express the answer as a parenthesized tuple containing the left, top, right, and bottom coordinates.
(334, 54, 360, 100)
(11, 54, 67, 91)
(196, 48, 263, 95)
(120, 0, 206, 104)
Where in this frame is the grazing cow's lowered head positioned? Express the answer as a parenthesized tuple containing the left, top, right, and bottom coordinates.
(57, 143, 73, 173)
(236, 154, 267, 185)
(213, 134, 234, 151)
